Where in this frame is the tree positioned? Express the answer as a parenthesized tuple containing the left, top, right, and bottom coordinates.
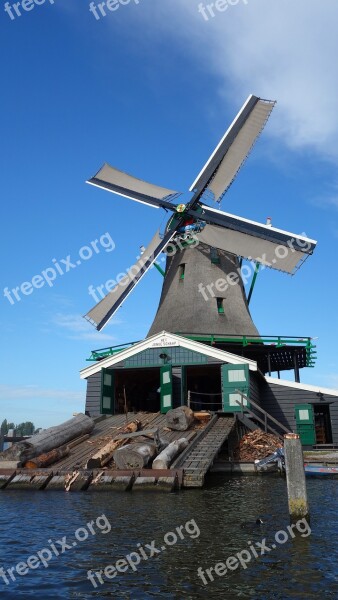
(0, 420, 36, 436)
(15, 422, 35, 437)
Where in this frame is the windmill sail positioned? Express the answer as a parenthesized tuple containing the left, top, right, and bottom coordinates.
(196, 220, 316, 274)
(87, 163, 181, 209)
(84, 230, 176, 330)
(190, 95, 276, 203)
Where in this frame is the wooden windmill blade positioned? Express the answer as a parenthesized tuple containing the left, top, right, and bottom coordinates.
(196, 219, 317, 274)
(190, 95, 276, 203)
(84, 229, 176, 331)
(87, 163, 182, 209)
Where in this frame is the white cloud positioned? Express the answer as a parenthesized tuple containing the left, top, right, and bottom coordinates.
(135, 0, 338, 160)
(51, 313, 119, 342)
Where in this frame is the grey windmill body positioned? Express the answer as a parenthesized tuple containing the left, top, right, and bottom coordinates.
(148, 245, 259, 337)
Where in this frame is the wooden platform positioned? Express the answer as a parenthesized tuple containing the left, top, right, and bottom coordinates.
(0, 412, 236, 491)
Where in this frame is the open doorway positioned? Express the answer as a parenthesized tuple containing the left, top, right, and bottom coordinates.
(115, 368, 160, 414)
(314, 404, 333, 444)
(186, 365, 222, 411)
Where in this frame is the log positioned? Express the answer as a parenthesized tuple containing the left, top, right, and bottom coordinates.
(85, 421, 140, 469)
(24, 445, 70, 469)
(114, 442, 157, 469)
(152, 438, 189, 470)
(0, 414, 95, 464)
(193, 411, 211, 423)
(166, 406, 195, 431)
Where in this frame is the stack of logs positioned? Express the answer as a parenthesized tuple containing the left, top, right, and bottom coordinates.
(0, 414, 95, 469)
(0, 406, 211, 472)
(233, 429, 283, 461)
(112, 406, 199, 470)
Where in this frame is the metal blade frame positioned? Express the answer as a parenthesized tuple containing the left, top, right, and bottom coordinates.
(87, 177, 178, 211)
(189, 95, 275, 202)
(189, 204, 317, 254)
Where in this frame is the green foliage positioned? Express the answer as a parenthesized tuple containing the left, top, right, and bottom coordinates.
(0, 419, 35, 437)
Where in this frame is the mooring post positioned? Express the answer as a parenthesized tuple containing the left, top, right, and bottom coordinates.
(284, 433, 309, 522)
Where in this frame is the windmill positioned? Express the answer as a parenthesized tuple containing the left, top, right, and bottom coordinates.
(84, 95, 317, 338)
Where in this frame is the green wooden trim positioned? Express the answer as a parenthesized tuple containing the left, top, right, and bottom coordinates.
(101, 368, 115, 415)
(247, 262, 260, 305)
(160, 365, 173, 413)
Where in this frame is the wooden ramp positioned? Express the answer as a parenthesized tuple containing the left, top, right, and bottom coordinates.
(173, 415, 236, 487)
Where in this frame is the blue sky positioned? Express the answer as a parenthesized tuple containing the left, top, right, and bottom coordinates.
(1, 0, 338, 427)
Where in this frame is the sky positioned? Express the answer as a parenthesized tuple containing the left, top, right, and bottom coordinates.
(1, 0, 338, 428)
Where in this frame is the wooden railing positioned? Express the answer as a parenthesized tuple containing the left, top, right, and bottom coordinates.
(235, 389, 292, 439)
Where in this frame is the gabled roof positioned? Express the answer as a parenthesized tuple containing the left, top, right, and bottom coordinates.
(265, 376, 338, 398)
(80, 330, 257, 379)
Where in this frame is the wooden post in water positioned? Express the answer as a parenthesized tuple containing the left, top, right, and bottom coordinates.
(284, 433, 309, 521)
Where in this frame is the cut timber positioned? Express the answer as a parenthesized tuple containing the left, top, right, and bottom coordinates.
(0, 414, 95, 464)
(0, 461, 20, 469)
(194, 411, 211, 423)
(68, 434, 90, 449)
(65, 470, 92, 492)
(166, 406, 194, 431)
(86, 421, 140, 469)
(114, 442, 157, 469)
(24, 446, 70, 469)
(153, 438, 189, 470)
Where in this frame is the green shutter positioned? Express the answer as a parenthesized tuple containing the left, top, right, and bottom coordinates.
(221, 364, 250, 412)
(160, 365, 173, 414)
(295, 404, 316, 445)
(101, 369, 115, 415)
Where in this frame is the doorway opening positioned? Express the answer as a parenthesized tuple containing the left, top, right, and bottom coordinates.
(186, 365, 222, 411)
(115, 368, 160, 413)
(314, 404, 333, 444)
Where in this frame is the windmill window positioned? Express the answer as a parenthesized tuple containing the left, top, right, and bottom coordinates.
(179, 264, 185, 281)
(217, 298, 225, 315)
(210, 247, 220, 264)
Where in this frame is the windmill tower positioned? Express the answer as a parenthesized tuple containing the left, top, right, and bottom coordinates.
(84, 95, 317, 342)
(147, 244, 259, 337)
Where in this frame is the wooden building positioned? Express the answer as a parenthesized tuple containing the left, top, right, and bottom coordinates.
(81, 331, 338, 448)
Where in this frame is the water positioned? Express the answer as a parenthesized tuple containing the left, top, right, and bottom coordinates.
(0, 476, 337, 599)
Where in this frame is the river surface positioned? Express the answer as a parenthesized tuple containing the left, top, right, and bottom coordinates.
(0, 475, 337, 599)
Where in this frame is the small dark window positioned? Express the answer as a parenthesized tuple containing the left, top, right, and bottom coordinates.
(217, 298, 225, 314)
(179, 264, 185, 280)
(210, 247, 220, 264)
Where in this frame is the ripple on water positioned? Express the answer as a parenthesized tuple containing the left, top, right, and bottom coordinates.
(0, 478, 337, 599)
